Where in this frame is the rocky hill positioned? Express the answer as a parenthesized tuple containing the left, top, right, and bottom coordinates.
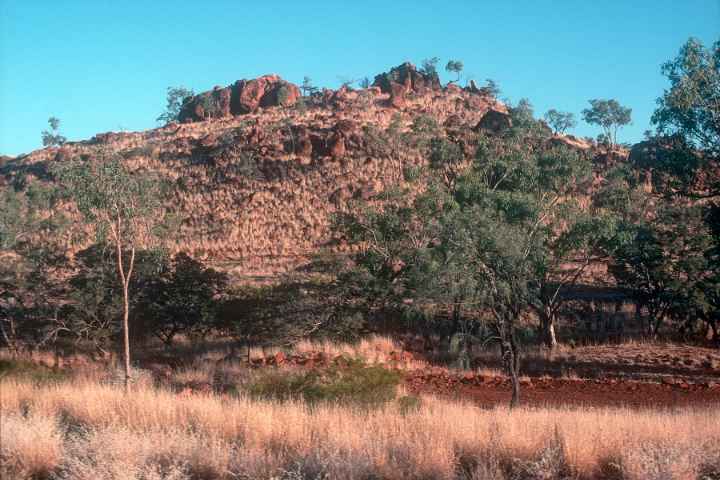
(0, 62, 621, 278)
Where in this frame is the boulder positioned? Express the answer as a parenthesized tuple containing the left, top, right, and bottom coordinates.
(234, 75, 300, 113)
(179, 75, 301, 121)
(445, 83, 462, 95)
(389, 82, 406, 108)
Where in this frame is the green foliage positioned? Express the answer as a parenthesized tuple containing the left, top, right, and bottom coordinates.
(429, 137, 464, 187)
(481, 79, 501, 98)
(543, 109, 577, 134)
(0, 181, 67, 352)
(300, 76, 319, 97)
(54, 153, 164, 241)
(157, 86, 194, 124)
(420, 57, 440, 80)
(338, 129, 606, 401)
(406, 115, 440, 150)
(581, 99, 632, 147)
(222, 273, 367, 352)
(276, 85, 292, 107)
(648, 37, 720, 201)
(138, 253, 229, 345)
(610, 203, 715, 336)
(0, 358, 68, 383)
(507, 99, 550, 138)
(359, 77, 371, 89)
(64, 245, 126, 348)
(652, 37, 719, 157)
(246, 359, 401, 405)
(445, 59, 464, 82)
(0, 188, 28, 250)
(41, 116, 67, 147)
(54, 152, 167, 385)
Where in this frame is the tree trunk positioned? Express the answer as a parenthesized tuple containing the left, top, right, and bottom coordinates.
(114, 232, 135, 394)
(500, 335, 521, 408)
(540, 308, 558, 349)
(122, 283, 131, 393)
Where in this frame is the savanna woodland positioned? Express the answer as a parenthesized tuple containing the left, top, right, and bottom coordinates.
(1, 35, 719, 480)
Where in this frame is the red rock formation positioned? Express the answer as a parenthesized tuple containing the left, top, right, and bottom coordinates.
(179, 75, 300, 122)
(373, 62, 442, 108)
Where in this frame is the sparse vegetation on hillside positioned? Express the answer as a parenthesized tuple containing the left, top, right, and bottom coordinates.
(544, 109, 577, 134)
(41, 117, 66, 147)
(157, 86, 194, 124)
(445, 59, 464, 83)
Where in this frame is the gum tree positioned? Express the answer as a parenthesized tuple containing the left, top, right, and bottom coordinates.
(544, 109, 577, 134)
(56, 153, 165, 390)
(445, 60, 464, 83)
(338, 135, 604, 404)
(157, 86, 194, 124)
(582, 99, 632, 148)
(41, 117, 67, 147)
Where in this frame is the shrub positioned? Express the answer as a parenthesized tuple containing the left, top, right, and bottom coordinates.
(157, 86, 194, 124)
(247, 359, 401, 405)
(0, 358, 68, 384)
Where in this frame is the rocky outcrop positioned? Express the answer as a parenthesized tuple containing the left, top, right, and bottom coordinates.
(16, 62, 635, 277)
(373, 62, 442, 108)
(179, 75, 300, 122)
(548, 134, 592, 151)
(474, 108, 512, 135)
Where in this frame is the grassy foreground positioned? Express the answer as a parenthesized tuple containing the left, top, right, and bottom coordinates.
(1, 377, 719, 480)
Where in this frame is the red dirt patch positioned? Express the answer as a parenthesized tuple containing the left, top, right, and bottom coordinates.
(404, 370, 720, 408)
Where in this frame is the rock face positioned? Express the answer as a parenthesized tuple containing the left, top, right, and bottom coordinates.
(474, 108, 512, 135)
(548, 134, 592, 151)
(179, 75, 300, 122)
(373, 62, 442, 108)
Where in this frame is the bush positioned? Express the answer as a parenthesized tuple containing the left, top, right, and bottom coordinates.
(397, 395, 422, 415)
(0, 358, 68, 384)
(247, 359, 401, 405)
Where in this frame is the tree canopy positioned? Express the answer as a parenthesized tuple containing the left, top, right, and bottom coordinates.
(582, 99, 632, 147)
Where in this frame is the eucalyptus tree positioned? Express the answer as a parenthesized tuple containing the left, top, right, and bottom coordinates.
(582, 99, 632, 148)
(157, 86, 194, 124)
(652, 37, 719, 160)
(0, 182, 67, 353)
(544, 109, 577, 134)
(637, 37, 720, 340)
(55, 152, 166, 390)
(338, 134, 607, 405)
(445, 60, 464, 83)
(41, 117, 67, 147)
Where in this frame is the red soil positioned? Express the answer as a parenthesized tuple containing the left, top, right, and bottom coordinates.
(404, 370, 720, 408)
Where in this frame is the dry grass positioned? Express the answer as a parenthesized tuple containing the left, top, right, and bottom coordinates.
(1, 377, 719, 479)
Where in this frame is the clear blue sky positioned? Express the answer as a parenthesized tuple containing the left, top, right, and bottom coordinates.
(1, 1, 718, 156)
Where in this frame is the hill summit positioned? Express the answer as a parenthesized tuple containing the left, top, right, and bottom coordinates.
(1, 62, 611, 277)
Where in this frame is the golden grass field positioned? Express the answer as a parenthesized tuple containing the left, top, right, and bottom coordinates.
(1, 374, 719, 480)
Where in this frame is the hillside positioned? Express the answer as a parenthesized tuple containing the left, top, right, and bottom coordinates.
(1, 62, 622, 278)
